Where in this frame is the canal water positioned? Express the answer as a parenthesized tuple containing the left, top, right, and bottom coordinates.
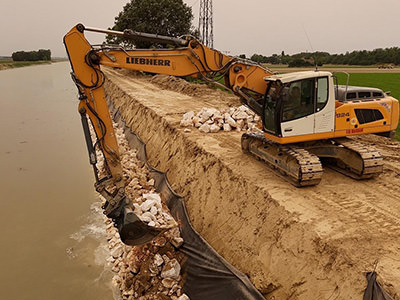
(0, 62, 115, 299)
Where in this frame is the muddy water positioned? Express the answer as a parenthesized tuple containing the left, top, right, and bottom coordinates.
(0, 62, 114, 299)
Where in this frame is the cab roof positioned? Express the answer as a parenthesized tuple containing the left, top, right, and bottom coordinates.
(264, 71, 332, 84)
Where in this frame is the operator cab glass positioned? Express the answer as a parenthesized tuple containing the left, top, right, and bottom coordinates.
(281, 79, 314, 122)
(262, 76, 330, 136)
(263, 81, 280, 135)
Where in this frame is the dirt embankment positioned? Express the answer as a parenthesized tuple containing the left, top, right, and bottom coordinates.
(103, 68, 400, 299)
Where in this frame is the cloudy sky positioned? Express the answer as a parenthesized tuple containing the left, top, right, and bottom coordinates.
(1, 0, 399, 57)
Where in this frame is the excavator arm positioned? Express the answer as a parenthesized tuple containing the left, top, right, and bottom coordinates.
(63, 24, 273, 245)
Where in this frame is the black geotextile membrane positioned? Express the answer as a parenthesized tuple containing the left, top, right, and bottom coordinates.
(109, 100, 264, 300)
(107, 98, 393, 300)
(363, 272, 393, 300)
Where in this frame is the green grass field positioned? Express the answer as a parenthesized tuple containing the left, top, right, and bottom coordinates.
(335, 73, 400, 139)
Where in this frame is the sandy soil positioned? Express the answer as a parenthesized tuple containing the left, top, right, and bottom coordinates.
(103, 68, 400, 299)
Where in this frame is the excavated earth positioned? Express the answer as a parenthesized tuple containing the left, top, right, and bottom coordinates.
(103, 68, 400, 300)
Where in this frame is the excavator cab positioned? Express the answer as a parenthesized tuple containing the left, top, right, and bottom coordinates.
(262, 71, 335, 142)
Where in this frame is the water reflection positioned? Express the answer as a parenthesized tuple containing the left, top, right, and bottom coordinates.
(0, 62, 113, 300)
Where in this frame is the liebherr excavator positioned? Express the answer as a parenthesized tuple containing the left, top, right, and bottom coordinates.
(64, 24, 399, 245)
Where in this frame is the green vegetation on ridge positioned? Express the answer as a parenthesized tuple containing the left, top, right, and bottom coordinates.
(251, 48, 400, 66)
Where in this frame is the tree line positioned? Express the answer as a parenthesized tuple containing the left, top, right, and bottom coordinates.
(12, 49, 51, 61)
(250, 47, 400, 66)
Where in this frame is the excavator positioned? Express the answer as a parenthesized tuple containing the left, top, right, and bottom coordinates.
(64, 24, 399, 245)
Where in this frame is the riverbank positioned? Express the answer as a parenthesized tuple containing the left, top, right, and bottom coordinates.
(0, 59, 66, 70)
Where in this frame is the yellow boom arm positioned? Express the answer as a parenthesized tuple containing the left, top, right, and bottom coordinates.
(63, 24, 273, 245)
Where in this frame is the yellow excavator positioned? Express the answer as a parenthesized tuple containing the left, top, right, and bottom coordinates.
(64, 24, 399, 244)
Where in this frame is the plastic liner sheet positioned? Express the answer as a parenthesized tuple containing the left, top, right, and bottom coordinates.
(363, 272, 393, 300)
(108, 100, 265, 300)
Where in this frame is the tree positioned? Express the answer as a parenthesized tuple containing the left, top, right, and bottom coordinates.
(12, 49, 51, 61)
(106, 0, 193, 48)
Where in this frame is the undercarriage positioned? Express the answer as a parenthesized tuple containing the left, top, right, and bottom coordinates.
(241, 132, 383, 186)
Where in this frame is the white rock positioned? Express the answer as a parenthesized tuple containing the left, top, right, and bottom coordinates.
(206, 119, 214, 125)
(162, 212, 173, 221)
(141, 194, 162, 210)
(133, 203, 142, 214)
(204, 108, 217, 118)
(140, 199, 156, 212)
(171, 237, 184, 248)
(199, 124, 211, 133)
(154, 253, 164, 266)
(209, 124, 220, 133)
(162, 278, 176, 288)
(148, 221, 156, 227)
(233, 110, 248, 120)
(184, 128, 191, 133)
(150, 206, 158, 215)
(192, 116, 200, 125)
(111, 244, 124, 258)
(238, 105, 247, 112)
(212, 113, 223, 121)
(178, 294, 190, 300)
(141, 212, 157, 222)
(162, 254, 170, 264)
(143, 193, 162, 205)
(194, 122, 202, 128)
(161, 258, 181, 280)
(223, 124, 232, 131)
(182, 111, 194, 120)
(236, 119, 245, 129)
(226, 116, 237, 127)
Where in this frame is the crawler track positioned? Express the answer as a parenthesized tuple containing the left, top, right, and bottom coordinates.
(242, 132, 323, 187)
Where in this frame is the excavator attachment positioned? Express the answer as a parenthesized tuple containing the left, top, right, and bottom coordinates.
(116, 206, 166, 246)
(65, 24, 165, 246)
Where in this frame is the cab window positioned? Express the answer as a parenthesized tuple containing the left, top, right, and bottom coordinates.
(282, 79, 314, 121)
(316, 77, 328, 111)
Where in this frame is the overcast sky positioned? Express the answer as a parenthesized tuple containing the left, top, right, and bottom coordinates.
(1, 0, 399, 57)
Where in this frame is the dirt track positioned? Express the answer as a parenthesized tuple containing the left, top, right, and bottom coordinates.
(103, 68, 400, 299)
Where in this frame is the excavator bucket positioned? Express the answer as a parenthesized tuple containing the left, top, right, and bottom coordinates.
(115, 205, 166, 246)
(99, 188, 165, 246)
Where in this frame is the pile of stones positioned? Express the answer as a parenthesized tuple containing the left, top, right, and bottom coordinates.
(180, 105, 261, 133)
(93, 122, 189, 300)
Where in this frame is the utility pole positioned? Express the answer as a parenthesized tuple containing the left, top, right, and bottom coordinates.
(198, 0, 214, 48)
